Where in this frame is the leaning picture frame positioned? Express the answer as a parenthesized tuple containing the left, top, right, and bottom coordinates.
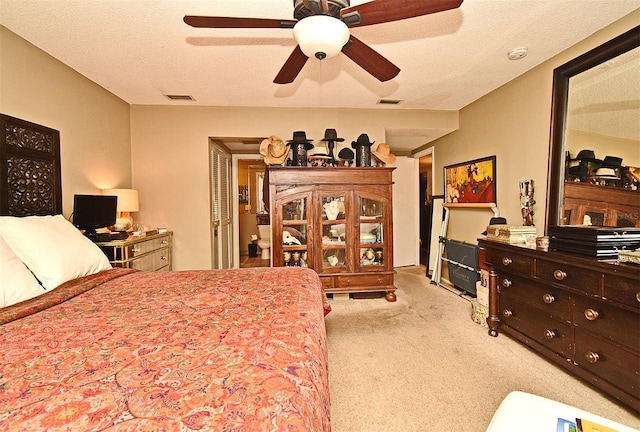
(444, 156, 496, 205)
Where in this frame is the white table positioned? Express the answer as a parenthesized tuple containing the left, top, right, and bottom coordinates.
(486, 391, 639, 432)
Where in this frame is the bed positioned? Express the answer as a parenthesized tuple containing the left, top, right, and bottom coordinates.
(0, 114, 331, 431)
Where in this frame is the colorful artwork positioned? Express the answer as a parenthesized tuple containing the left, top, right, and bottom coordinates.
(444, 156, 496, 204)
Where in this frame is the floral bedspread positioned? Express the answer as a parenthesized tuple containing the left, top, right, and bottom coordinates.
(0, 267, 331, 431)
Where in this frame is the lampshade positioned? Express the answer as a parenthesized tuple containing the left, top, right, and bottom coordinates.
(293, 15, 350, 60)
(102, 189, 139, 212)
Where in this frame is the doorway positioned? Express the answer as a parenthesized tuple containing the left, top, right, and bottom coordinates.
(419, 155, 433, 266)
(414, 148, 434, 269)
(236, 158, 270, 268)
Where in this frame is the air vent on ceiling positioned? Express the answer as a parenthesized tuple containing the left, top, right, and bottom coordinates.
(164, 94, 195, 101)
(377, 99, 402, 105)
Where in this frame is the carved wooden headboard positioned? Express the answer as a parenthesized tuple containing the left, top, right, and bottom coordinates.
(0, 114, 62, 216)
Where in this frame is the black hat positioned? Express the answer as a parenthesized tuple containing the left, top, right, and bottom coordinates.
(321, 128, 345, 142)
(601, 156, 623, 168)
(338, 148, 354, 160)
(287, 131, 314, 150)
(568, 165, 589, 177)
(351, 133, 375, 149)
(570, 149, 601, 162)
(481, 217, 507, 235)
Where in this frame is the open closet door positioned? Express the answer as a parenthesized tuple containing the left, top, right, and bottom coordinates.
(209, 142, 233, 269)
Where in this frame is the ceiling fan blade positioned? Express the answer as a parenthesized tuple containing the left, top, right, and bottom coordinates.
(342, 35, 400, 82)
(184, 15, 297, 29)
(274, 46, 309, 84)
(341, 0, 463, 27)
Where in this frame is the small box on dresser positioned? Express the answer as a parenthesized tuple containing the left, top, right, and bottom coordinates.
(96, 231, 172, 271)
(486, 225, 537, 245)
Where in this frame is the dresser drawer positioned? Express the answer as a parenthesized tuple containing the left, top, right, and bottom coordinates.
(605, 273, 640, 310)
(486, 248, 532, 275)
(498, 274, 571, 322)
(336, 273, 393, 288)
(99, 233, 173, 272)
(535, 259, 600, 296)
(154, 247, 171, 271)
(128, 236, 171, 257)
(575, 330, 640, 399)
(129, 247, 170, 271)
(499, 296, 572, 358)
(573, 296, 639, 351)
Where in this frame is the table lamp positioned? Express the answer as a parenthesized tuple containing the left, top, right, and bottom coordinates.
(102, 188, 139, 231)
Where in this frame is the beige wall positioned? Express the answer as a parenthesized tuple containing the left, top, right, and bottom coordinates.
(567, 130, 640, 166)
(3, 10, 638, 271)
(429, 11, 639, 246)
(130, 106, 456, 270)
(0, 26, 132, 217)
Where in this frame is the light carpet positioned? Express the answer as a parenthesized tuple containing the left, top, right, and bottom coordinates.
(325, 266, 639, 432)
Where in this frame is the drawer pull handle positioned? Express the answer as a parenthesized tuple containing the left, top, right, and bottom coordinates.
(544, 329, 556, 340)
(584, 308, 599, 321)
(542, 293, 555, 304)
(502, 309, 513, 318)
(501, 257, 512, 266)
(132, 247, 141, 253)
(636, 292, 640, 303)
(585, 352, 600, 364)
(553, 270, 566, 281)
(501, 279, 512, 288)
(161, 240, 168, 245)
(160, 256, 167, 261)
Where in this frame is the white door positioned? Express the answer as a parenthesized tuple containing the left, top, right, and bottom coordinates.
(390, 156, 420, 267)
(209, 142, 233, 269)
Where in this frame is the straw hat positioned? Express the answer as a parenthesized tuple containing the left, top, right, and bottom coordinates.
(372, 143, 396, 164)
(593, 167, 619, 179)
(260, 136, 289, 165)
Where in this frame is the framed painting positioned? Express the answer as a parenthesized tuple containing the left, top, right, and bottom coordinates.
(444, 156, 496, 205)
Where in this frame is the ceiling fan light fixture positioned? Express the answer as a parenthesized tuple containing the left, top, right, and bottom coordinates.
(293, 15, 350, 60)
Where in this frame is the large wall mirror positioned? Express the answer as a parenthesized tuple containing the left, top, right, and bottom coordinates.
(546, 25, 640, 232)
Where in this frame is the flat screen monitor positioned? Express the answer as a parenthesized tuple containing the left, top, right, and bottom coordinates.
(73, 194, 117, 238)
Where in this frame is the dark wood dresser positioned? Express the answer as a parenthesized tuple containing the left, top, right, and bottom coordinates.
(478, 239, 640, 411)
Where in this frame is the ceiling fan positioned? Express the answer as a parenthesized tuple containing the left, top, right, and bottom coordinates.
(184, 0, 463, 84)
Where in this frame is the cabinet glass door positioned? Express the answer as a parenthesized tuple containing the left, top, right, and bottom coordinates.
(359, 196, 385, 268)
(320, 194, 348, 271)
(281, 196, 310, 268)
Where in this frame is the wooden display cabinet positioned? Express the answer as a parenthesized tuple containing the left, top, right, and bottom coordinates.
(562, 182, 640, 227)
(269, 167, 396, 301)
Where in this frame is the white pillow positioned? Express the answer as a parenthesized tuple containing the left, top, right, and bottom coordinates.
(0, 215, 112, 290)
(0, 235, 46, 307)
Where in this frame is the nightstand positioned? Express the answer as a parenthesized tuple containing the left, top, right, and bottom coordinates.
(96, 231, 172, 271)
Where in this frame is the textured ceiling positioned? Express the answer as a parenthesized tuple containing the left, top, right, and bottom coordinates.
(1, 0, 638, 152)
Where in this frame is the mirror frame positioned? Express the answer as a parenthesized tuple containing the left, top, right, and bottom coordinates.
(545, 25, 640, 233)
